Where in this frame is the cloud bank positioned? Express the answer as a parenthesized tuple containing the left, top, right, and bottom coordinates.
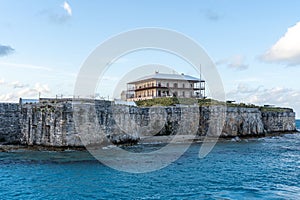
(227, 83, 300, 117)
(261, 21, 300, 66)
(0, 44, 14, 57)
(0, 82, 51, 102)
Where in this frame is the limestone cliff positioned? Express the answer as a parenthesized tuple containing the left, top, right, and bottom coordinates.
(0, 103, 21, 144)
(0, 100, 297, 146)
(262, 110, 295, 132)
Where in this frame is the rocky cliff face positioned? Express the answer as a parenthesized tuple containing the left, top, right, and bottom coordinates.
(0, 100, 296, 146)
(0, 103, 21, 144)
(221, 107, 265, 137)
(20, 101, 79, 146)
(262, 110, 295, 132)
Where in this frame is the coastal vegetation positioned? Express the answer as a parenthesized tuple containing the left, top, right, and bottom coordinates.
(134, 97, 292, 112)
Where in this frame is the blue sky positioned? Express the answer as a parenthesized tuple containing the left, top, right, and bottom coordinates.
(1, 0, 300, 117)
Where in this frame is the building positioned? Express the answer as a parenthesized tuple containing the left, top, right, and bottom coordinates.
(126, 72, 205, 101)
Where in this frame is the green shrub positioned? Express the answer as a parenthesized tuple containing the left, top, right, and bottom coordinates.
(135, 98, 292, 112)
(259, 107, 292, 112)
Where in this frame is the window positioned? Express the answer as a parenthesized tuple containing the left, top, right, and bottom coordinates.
(182, 91, 185, 97)
(182, 83, 185, 88)
(190, 83, 193, 88)
(166, 83, 169, 87)
(158, 82, 161, 87)
(174, 83, 178, 88)
(158, 90, 161, 97)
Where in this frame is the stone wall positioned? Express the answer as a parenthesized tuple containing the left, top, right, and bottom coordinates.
(0, 100, 297, 146)
(0, 103, 21, 144)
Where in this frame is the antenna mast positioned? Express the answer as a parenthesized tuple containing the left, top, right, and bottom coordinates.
(200, 64, 201, 98)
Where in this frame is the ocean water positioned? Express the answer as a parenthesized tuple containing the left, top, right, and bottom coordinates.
(0, 121, 300, 199)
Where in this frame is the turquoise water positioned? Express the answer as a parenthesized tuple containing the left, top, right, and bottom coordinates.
(1, 122, 300, 199)
(296, 119, 300, 131)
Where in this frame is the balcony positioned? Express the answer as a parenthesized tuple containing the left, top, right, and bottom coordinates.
(128, 84, 203, 91)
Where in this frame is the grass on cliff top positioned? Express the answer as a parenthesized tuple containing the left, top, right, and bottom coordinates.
(135, 97, 255, 107)
(259, 107, 293, 112)
(135, 97, 292, 112)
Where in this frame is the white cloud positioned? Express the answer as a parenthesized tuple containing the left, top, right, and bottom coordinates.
(261, 21, 300, 66)
(227, 83, 300, 117)
(37, 1, 72, 25)
(216, 55, 248, 70)
(0, 78, 5, 85)
(38, 2, 72, 24)
(62, 1, 72, 16)
(236, 83, 262, 94)
(0, 83, 51, 102)
(0, 93, 15, 102)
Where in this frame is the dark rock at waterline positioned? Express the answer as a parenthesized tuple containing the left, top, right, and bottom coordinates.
(108, 134, 140, 145)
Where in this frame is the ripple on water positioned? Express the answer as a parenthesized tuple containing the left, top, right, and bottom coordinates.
(0, 133, 300, 199)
